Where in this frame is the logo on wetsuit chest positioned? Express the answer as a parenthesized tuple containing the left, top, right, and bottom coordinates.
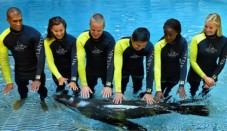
(168, 49, 179, 58)
(56, 46, 67, 55)
(92, 47, 103, 54)
(14, 41, 27, 51)
(206, 44, 218, 54)
(130, 54, 140, 59)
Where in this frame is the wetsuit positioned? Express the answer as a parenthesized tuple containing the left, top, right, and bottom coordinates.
(154, 35, 188, 97)
(77, 31, 115, 92)
(188, 33, 227, 96)
(114, 37, 154, 94)
(44, 34, 79, 93)
(0, 25, 47, 100)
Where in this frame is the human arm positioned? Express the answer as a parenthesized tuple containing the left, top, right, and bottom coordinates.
(154, 40, 166, 92)
(44, 38, 63, 80)
(77, 33, 88, 87)
(0, 29, 13, 85)
(176, 38, 188, 100)
(101, 36, 115, 98)
(210, 38, 227, 82)
(69, 38, 79, 91)
(143, 42, 155, 104)
(34, 34, 45, 82)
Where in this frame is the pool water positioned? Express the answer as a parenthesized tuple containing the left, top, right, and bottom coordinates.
(0, 0, 227, 130)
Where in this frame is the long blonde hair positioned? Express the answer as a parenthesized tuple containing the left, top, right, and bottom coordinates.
(201, 13, 223, 37)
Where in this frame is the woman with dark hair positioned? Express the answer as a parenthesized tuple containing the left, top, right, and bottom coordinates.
(154, 18, 188, 102)
(44, 16, 80, 95)
(188, 13, 227, 97)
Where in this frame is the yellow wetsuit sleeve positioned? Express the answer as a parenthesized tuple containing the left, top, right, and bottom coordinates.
(77, 32, 90, 86)
(114, 39, 130, 93)
(154, 39, 167, 92)
(190, 33, 206, 78)
(0, 28, 12, 84)
(44, 38, 62, 79)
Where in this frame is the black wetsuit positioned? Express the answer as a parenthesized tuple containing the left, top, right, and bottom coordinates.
(114, 37, 154, 94)
(0, 25, 47, 100)
(44, 34, 79, 93)
(188, 33, 227, 96)
(77, 31, 115, 92)
(154, 35, 188, 97)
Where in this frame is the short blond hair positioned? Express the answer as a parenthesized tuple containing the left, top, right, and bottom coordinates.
(89, 13, 105, 28)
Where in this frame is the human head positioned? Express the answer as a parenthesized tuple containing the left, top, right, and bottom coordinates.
(202, 13, 222, 37)
(6, 7, 23, 31)
(163, 18, 181, 44)
(89, 13, 105, 39)
(131, 27, 150, 51)
(47, 16, 67, 39)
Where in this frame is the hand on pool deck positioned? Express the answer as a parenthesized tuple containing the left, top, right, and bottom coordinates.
(154, 91, 165, 103)
(176, 86, 187, 100)
(67, 82, 79, 91)
(29, 80, 41, 92)
(81, 86, 93, 98)
(142, 94, 156, 104)
(101, 87, 112, 98)
(113, 92, 126, 104)
(3, 83, 15, 95)
(58, 77, 68, 86)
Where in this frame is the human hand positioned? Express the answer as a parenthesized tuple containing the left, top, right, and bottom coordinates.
(30, 80, 41, 92)
(176, 86, 187, 100)
(3, 83, 15, 95)
(80, 86, 93, 98)
(58, 77, 68, 86)
(142, 94, 155, 104)
(154, 91, 165, 103)
(101, 87, 112, 98)
(67, 82, 79, 91)
(203, 76, 215, 87)
(113, 92, 126, 104)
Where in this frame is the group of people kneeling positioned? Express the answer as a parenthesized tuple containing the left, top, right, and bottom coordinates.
(0, 7, 227, 111)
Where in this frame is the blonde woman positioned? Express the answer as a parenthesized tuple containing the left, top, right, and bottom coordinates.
(188, 13, 227, 97)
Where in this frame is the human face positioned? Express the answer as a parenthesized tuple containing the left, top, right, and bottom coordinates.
(164, 27, 178, 44)
(90, 22, 104, 39)
(50, 23, 65, 39)
(7, 13, 23, 31)
(204, 21, 218, 36)
(131, 40, 148, 51)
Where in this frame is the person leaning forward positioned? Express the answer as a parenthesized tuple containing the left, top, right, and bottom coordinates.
(76, 13, 115, 99)
(113, 27, 155, 104)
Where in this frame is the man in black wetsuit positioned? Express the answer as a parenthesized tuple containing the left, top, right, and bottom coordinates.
(0, 7, 48, 111)
(77, 13, 115, 99)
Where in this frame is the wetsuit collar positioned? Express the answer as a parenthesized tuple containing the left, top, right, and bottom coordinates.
(89, 31, 103, 42)
(168, 34, 181, 44)
(10, 25, 23, 35)
(54, 33, 67, 42)
(205, 33, 217, 39)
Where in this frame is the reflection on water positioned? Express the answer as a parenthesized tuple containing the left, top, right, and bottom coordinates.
(0, 0, 227, 130)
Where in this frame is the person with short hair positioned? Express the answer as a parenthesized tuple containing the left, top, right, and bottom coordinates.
(154, 18, 188, 102)
(44, 16, 80, 96)
(0, 7, 48, 110)
(113, 27, 155, 104)
(77, 13, 115, 99)
(187, 13, 227, 97)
